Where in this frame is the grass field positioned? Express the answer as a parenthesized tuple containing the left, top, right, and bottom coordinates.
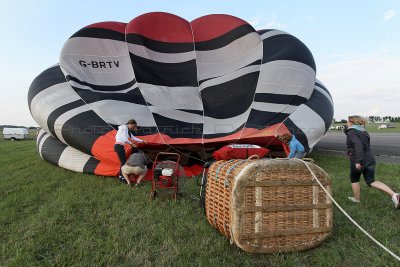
(1, 139, 399, 266)
(330, 122, 400, 133)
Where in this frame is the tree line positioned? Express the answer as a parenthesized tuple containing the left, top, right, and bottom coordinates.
(333, 116, 400, 124)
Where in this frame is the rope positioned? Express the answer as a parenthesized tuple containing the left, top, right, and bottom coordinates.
(189, 22, 207, 163)
(294, 158, 400, 262)
(224, 160, 247, 188)
(215, 160, 235, 181)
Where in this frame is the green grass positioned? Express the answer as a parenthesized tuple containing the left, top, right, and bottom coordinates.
(1, 140, 399, 266)
(330, 122, 400, 133)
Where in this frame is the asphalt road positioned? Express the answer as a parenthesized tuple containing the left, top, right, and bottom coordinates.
(314, 132, 400, 157)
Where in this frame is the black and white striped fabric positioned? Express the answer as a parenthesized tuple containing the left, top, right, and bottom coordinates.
(36, 129, 99, 174)
(29, 12, 334, 176)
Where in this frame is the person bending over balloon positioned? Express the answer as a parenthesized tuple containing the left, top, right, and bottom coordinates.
(278, 132, 305, 159)
(345, 115, 399, 209)
(121, 150, 149, 187)
(114, 119, 147, 183)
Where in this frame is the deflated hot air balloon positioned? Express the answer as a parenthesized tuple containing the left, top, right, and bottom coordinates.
(28, 12, 334, 177)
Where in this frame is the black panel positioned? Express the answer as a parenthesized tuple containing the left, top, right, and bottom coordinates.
(36, 131, 47, 146)
(126, 33, 194, 53)
(315, 81, 332, 98)
(202, 123, 245, 139)
(61, 111, 114, 155)
(40, 135, 67, 165)
(254, 93, 307, 106)
(129, 54, 198, 87)
(305, 89, 334, 132)
(136, 126, 161, 136)
(198, 59, 261, 85)
(194, 24, 256, 51)
(257, 29, 274, 35)
(70, 27, 125, 41)
(28, 65, 65, 108)
(261, 34, 316, 71)
(246, 109, 290, 129)
(83, 157, 100, 174)
(201, 72, 259, 119)
(151, 113, 203, 138)
(175, 109, 204, 116)
(47, 100, 86, 139)
(66, 76, 137, 92)
(74, 87, 147, 105)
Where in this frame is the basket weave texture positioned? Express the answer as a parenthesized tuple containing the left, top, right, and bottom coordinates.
(205, 158, 333, 253)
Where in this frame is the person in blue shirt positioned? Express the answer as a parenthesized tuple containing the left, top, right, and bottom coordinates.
(278, 132, 305, 159)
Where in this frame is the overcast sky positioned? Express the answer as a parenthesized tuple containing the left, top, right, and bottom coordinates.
(1, 0, 399, 126)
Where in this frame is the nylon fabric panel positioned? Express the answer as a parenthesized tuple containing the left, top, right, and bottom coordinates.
(305, 86, 334, 132)
(288, 104, 326, 150)
(127, 12, 201, 142)
(40, 134, 67, 165)
(28, 65, 66, 107)
(61, 110, 113, 155)
(192, 15, 262, 138)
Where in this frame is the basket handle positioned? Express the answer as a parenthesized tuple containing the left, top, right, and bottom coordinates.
(302, 158, 314, 163)
(247, 154, 260, 162)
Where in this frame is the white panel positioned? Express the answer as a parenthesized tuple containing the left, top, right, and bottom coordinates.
(61, 37, 128, 55)
(252, 102, 297, 114)
(196, 32, 261, 63)
(30, 82, 82, 134)
(200, 65, 261, 91)
(67, 79, 137, 93)
(88, 100, 157, 127)
(139, 83, 203, 110)
(38, 133, 50, 159)
(58, 146, 91, 173)
(197, 42, 262, 81)
(53, 105, 92, 144)
(260, 29, 288, 40)
(128, 43, 196, 63)
(256, 60, 316, 99)
(315, 85, 333, 105)
(60, 37, 135, 86)
(149, 107, 203, 124)
(36, 129, 47, 146)
(288, 105, 325, 149)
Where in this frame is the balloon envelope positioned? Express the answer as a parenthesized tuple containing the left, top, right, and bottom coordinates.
(28, 12, 334, 176)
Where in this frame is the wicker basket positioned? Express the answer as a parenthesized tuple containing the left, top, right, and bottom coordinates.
(205, 157, 333, 253)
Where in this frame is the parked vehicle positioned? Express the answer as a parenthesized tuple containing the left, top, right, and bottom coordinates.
(2, 127, 29, 140)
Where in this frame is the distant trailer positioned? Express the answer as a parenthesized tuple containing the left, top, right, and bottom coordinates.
(2, 127, 29, 140)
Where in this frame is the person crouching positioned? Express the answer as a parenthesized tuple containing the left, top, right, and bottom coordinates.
(121, 150, 149, 187)
(278, 132, 305, 159)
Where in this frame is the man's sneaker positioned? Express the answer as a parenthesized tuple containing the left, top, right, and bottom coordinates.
(392, 193, 400, 209)
(348, 196, 360, 203)
(119, 176, 127, 184)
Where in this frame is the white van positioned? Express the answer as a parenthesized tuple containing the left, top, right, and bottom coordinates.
(2, 127, 29, 140)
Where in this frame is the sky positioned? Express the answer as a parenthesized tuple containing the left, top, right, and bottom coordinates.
(1, 0, 399, 126)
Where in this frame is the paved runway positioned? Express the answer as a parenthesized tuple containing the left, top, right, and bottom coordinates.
(314, 132, 400, 161)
